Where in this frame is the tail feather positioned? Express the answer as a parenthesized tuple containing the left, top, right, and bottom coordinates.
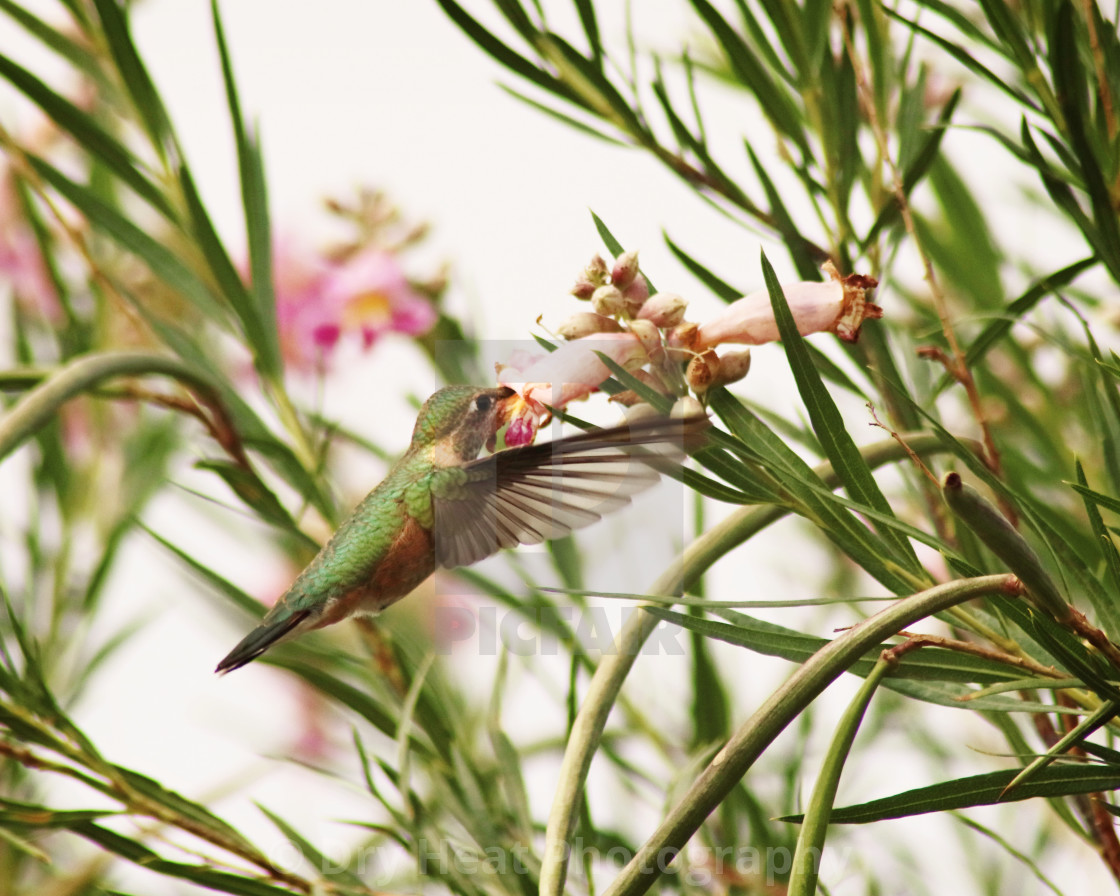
(215, 609, 310, 674)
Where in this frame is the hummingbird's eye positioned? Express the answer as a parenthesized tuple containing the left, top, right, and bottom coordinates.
(472, 395, 494, 414)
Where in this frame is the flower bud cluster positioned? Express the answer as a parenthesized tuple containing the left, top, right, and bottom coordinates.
(497, 251, 881, 445)
(570, 250, 649, 312)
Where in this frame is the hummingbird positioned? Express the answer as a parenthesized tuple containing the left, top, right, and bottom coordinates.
(216, 384, 708, 673)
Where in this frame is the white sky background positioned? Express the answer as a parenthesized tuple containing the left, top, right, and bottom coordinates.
(1, 0, 1112, 892)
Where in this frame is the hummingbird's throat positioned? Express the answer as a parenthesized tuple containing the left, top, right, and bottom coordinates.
(430, 436, 471, 467)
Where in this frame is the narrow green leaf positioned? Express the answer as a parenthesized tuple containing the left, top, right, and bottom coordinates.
(258, 806, 366, 888)
(91, 0, 176, 156)
(924, 157, 1003, 311)
(499, 84, 626, 145)
(212, 0, 281, 379)
(177, 163, 276, 372)
(193, 459, 317, 550)
(1084, 328, 1120, 499)
(761, 250, 922, 574)
(0, 53, 173, 217)
(70, 821, 299, 896)
(890, 385, 1116, 629)
(785, 764, 1120, 825)
(1019, 119, 1106, 259)
(648, 605, 1020, 686)
(816, 32, 860, 227)
(755, 0, 809, 75)
(689, 616, 730, 745)
(572, 0, 602, 69)
(267, 658, 433, 757)
(1070, 466, 1120, 638)
(1002, 699, 1120, 797)
(0, 826, 49, 863)
(853, 0, 890, 121)
(952, 814, 1069, 896)
(997, 596, 1120, 705)
(884, 6, 1039, 111)
(26, 154, 229, 324)
(727, 0, 789, 82)
(144, 525, 265, 619)
(1048, 3, 1120, 282)
(689, 0, 809, 158)
(0, 798, 115, 828)
(0, 0, 108, 88)
(961, 257, 1095, 375)
(663, 232, 743, 301)
(909, 0, 1003, 53)
(587, 351, 768, 503)
(863, 89, 961, 247)
(976, 0, 1042, 78)
(435, 0, 579, 99)
(114, 766, 259, 856)
(537, 33, 645, 135)
(648, 68, 757, 211)
(490, 725, 536, 839)
(745, 142, 821, 280)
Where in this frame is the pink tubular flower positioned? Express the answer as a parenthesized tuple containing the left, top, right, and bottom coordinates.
(696, 263, 881, 350)
(497, 332, 648, 445)
(272, 239, 437, 372)
(321, 246, 437, 347)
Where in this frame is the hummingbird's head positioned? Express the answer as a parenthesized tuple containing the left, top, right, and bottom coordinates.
(413, 385, 517, 465)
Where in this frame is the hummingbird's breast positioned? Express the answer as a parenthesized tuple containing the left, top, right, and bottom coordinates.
(312, 513, 436, 628)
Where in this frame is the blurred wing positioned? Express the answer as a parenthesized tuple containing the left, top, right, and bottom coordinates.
(432, 414, 708, 568)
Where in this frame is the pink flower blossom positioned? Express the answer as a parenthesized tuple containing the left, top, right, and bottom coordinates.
(497, 332, 648, 445)
(696, 265, 880, 349)
(271, 239, 437, 372)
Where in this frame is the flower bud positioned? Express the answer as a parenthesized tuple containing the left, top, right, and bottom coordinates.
(666, 321, 700, 360)
(591, 284, 626, 317)
(638, 292, 688, 328)
(570, 277, 596, 300)
(686, 349, 721, 393)
(626, 318, 664, 362)
(571, 253, 610, 299)
(671, 395, 706, 420)
(586, 253, 609, 280)
(557, 312, 624, 340)
(610, 250, 641, 289)
(712, 349, 751, 386)
(622, 276, 649, 312)
(621, 401, 660, 420)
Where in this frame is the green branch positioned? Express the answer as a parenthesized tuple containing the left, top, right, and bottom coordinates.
(0, 351, 223, 463)
(539, 431, 968, 896)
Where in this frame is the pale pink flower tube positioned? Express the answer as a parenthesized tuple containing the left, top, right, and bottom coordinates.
(497, 332, 648, 445)
(697, 267, 880, 349)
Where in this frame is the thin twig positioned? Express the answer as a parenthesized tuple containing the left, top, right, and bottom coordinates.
(840, 7, 1003, 480)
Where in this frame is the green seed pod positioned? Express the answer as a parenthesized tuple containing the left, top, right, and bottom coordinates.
(942, 472, 1072, 622)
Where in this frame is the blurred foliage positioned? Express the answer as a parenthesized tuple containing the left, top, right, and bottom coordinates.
(1, 0, 1120, 895)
